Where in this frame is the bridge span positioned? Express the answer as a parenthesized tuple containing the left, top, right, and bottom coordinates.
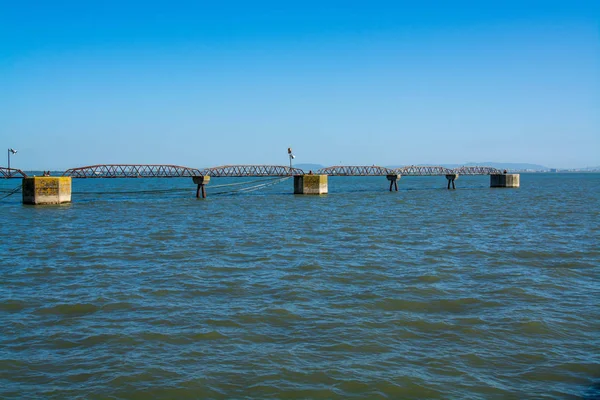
(314, 165, 500, 176)
(315, 166, 394, 176)
(54, 163, 511, 197)
(0, 167, 28, 179)
(7, 163, 519, 204)
(62, 164, 203, 178)
(59, 164, 503, 178)
(61, 164, 305, 178)
(200, 165, 305, 177)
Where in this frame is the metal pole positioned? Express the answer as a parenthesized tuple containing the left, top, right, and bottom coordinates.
(7, 149, 10, 171)
(287, 147, 293, 169)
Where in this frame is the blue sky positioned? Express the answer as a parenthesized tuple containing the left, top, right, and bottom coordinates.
(1, 1, 598, 169)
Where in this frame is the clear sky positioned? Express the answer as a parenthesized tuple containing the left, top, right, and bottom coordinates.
(1, 1, 598, 170)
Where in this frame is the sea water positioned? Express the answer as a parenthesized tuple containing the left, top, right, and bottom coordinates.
(1, 173, 598, 399)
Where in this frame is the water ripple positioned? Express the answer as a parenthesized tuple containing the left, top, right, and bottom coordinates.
(0, 174, 599, 398)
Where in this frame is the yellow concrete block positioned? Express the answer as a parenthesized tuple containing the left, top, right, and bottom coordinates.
(490, 174, 520, 188)
(192, 176, 211, 185)
(22, 177, 72, 205)
(294, 175, 328, 195)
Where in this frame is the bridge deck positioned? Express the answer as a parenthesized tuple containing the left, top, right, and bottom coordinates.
(59, 164, 503, 178)
(0, 167, 28, 178)
(200, 165, 305, 177)
(315, 166, 394, 176)
(62, 164, 204, 178)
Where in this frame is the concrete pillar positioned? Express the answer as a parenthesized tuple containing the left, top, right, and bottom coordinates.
(22, 177, 72, 205)
(445, 174, 458, 189)
(294, 175, 328, 195)
(387, 174, 401, 191)
(490, 174, 520, 188)
(193, 176, 211, 198)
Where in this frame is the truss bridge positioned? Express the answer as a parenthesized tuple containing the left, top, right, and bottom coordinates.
(395, 165, 453, 176)
(451, 166, 503, 175)
(0, 167, 28, 179)
(55, 163, 505, 179)
(2, 162, 519, 202)
(200, 165, 305, 177)
(62, 164, 204, 178)
(315, 166, 395, 176)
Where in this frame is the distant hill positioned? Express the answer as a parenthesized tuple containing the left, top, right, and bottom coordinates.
(579, 166, 600, 171)
(461, 162, 549, 171)
(386, 162, 550, 171)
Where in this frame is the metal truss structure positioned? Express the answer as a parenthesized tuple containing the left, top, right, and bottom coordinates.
(316, 165, 502, 176)
(452, 166, 503, 175)
(393, 166, 454, 176)
(62, 164, 204, 178)
(200, 165, 305, 177)
(0, 167, 28, 178)
(59, 164, 504, 179)
(315, 166, 395, 176)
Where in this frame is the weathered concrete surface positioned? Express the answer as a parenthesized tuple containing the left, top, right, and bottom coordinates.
(192, 176, 211, 198)
(490, 174, 520, 188)
(22, 177, 72, 205)
(294, 175, 328, 195)
(192, 176, 211, 185)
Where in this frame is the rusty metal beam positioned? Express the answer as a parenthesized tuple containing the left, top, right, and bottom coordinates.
(59, 164, 504, 178)
(451, 166, 503, 175)
(200, 165, 305, 177)
(315, 166, 395, 176)
(394, 166, 454, 176)
(62, 164, 204, 178)
(0, 167, 28, 178)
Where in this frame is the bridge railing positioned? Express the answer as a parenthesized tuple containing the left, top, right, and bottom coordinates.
(315, 166, 395, 176)
(200, 165, 305, 177)
(0, 167, 28, 179)
(451, 166, 503, 175)
(394, 166, 454, 176)
(62, 164, 204, 178)
(313, 165, 503, 176)
(59, 163, 505, 178)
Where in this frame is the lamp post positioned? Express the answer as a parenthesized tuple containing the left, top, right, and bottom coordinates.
(288, 147, 295, 169)
(7, 148, 17, 173)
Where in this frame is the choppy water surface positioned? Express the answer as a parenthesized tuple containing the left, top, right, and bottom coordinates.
(1, 173, 599, 399)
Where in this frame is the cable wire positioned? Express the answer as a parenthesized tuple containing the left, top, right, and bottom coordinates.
(0, 185, 22, 200)
(71, 176, 290, 196)
(0, 177, 290, 199)
(211, 177, 291, 196)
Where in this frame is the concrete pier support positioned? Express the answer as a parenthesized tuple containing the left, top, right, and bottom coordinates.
(193, 176, 211, 198)
(445, 174, 458, 189)
(491, 174, 520, 188)
(22, 177, 72, 205)
(294, 175, 328, 195)
(387, 174, 401, 191)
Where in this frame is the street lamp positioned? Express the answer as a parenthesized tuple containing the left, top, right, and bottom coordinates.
(288, 147, 295, 168)
(7, 148, 17, 171)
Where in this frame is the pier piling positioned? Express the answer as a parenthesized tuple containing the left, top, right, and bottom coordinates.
(192, 176, 211, 198)
(490, 174, 520, 188)
(387, 174, 401, 191)
(445, 174, 458, 189)
(22, 177, 72, 205)
(294, 175, 328, 195)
